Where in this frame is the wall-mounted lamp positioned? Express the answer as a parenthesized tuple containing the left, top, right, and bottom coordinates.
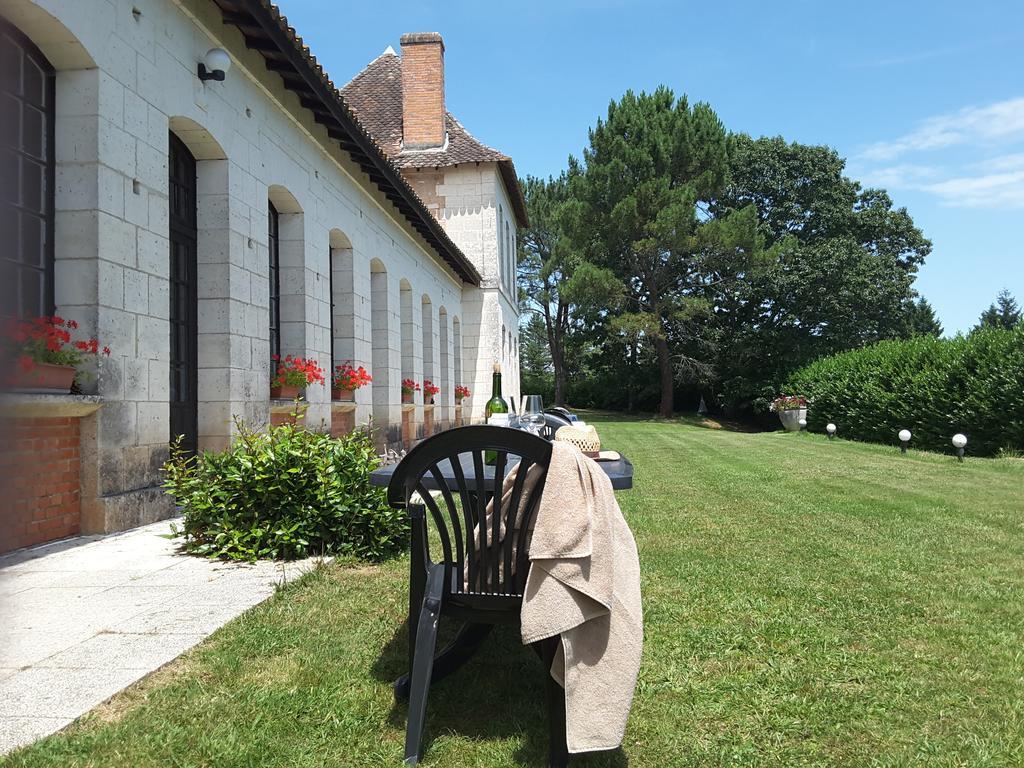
(826, 422, 837, 440)
(898, 429, 911, 454)
(198, 48, 231, 82)
(952, 433, 967, 462)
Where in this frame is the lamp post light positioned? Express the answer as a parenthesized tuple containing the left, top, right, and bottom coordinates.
(826, 423, 837, 440)
(198, 48, 231, 82)
(952, 433, 967, 462)
(798, 418, 807, 431)
(898, 429, 911, 454)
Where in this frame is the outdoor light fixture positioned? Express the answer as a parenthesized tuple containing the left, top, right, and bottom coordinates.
(198, 48, 231, 82)
(952, 433, 967, 462)
(826, 422, 837, 440)
(798, 418, 807, 430)
(898, 428, 911, 454)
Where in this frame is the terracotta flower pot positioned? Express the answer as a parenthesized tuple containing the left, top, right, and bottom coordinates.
(332, 387, 355, 402)
(6, 362, 76, 394)
(401, 391, 414, 404)
(271, 384, 301, 399)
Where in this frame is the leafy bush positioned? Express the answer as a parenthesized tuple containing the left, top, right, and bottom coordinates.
(163, 419, 407, 561)
(786, 325, 1024, 456)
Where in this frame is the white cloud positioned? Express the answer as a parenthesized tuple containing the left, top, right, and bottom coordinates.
(857, 163, 940, 189)
(861, 97, 1024, 162)
(920, 170, 1024, 208)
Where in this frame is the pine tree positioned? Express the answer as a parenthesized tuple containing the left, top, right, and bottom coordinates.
(977, 288, 1021, 330)
(907, 296, 943, 337)
(572, 88, 762, 418)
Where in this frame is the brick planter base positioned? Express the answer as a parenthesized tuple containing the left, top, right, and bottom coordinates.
(0, 416, 83, 554)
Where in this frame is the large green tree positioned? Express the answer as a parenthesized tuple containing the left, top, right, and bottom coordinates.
(977, 288, 1021, 330)
(570, 88, 761, 417)
(517, 173, 619, 405)
(710, 135, 932, 411)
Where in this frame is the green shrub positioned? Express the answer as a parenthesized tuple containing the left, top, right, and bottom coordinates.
(163, 419, 407, 561)
(786, 325, 1024, 456)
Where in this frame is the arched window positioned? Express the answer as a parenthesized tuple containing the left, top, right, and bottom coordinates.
(497, 203, 505, 291)
(268, 201, 281, 362)
(507, 222, 515, 294)
(1, 20, 55, 317)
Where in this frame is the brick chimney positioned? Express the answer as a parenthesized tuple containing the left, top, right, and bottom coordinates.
(400, 32, 445, 150)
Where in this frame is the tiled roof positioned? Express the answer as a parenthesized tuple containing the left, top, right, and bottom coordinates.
(342, 52, 529, 227)
(211, 0, 481, 285)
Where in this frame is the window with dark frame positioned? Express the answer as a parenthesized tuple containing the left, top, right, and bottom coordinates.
(268, 201, 281, 366)
(1, 20, 55, 319)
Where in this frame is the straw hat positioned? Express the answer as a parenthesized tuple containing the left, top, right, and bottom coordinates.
(554, 424, 601, 457)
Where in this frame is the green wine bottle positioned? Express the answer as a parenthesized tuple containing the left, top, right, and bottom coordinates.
(484, 362, 508, 424)
(484, 363, 508, 464)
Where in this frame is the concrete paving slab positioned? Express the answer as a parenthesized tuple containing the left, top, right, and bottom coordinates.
(36, 631, 208, 670)
(0, 518, 321, 755)
(0, 716, 74, 756)
(0, 666, 149, 718)
(108, 601, 252, 636)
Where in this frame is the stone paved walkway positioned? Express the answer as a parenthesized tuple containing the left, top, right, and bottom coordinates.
(0, 520, 320, 755)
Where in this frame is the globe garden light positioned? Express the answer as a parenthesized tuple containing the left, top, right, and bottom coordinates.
(826, 423, 837, 440)
(898, 429, 911, 454)
(198, 48, 231, 82)
(798, 418, 807, 430)
(952, 433, 967, 462)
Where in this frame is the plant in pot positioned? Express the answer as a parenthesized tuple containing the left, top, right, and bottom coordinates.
(401, 378, 420, 404)
(271, 355, 324, 399)
(454, 385, 470, 405)
(2, 316, 110, 394)
(770, 394, 808, 432)
(331, 361, 371, 401)
(423, 379, 440, 405)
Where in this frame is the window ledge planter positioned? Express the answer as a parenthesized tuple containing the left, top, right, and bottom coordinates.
(401, 392, 414, 405)
(331, 388, 355, 402)
(5, 363, 76, 394)
(778, 407, 807, 432)
(0, 392, 102, 418)
(270, 384, 301, 399)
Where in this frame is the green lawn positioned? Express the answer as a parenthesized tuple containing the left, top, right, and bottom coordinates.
(6, 415, 1024, 767)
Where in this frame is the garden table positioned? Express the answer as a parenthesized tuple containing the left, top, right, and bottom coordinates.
(369, 451, 634, 490)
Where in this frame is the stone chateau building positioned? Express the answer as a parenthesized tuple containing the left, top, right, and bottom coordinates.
(0, 0, 525, 554)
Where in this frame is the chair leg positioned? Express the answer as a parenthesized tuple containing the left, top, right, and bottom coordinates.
(403, 565, 444, 765)
(542, 637, 569, 768)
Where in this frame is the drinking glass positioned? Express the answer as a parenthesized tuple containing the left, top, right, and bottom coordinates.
(522, 395, 545, 436)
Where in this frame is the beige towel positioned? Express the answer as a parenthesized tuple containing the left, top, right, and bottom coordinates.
(521, 441, 643, 754)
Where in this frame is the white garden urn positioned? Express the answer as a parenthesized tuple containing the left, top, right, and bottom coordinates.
(778, 408, 807, 432)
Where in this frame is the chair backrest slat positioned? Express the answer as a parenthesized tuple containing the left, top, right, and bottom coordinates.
(387, 426, 553, 599)
(489, 450, 508, 592)
(514, 477, 546, 588)
(428, 464, 464, 587)
(418, 480, 454, 586)
(503, 457, 533, 594)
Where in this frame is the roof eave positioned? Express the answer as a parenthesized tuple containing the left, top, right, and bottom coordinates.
(210, 0, 481, 286)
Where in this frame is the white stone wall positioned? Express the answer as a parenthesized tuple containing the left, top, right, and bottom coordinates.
(7, 0, 465, 530)
(437, 163, 521, 418)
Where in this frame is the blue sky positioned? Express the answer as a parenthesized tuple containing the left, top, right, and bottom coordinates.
(276, 0, 1024, 334)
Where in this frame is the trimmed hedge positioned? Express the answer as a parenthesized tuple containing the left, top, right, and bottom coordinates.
(786, 326, 1024, 456)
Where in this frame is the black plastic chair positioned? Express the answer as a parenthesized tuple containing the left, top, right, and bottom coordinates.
(540, 411, 572, 441)
(545, 406, 574, 421)
(386, 425, 567, 766)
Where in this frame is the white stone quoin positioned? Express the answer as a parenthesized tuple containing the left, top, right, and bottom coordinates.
(0, 0, 523, 535)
